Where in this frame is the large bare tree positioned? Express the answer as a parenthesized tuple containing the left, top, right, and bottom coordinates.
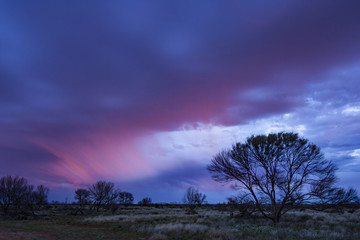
(207, 132, 358, 223)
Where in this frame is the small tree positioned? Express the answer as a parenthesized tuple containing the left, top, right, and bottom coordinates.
(119, 192, 134, 205)
(74, 188, 90, 215)
(33, 185, 49, 210)
(105, 189, 119, 214)
(88, 181, 116, 212)
(207, 132, 358, 223)
(183, 187, 206, 213)
(0, 176, 50, 215)
(22, 185, 36, 215)
(75, 188, 90, 206)
(138, 197, 152, 206)
(0, 176, 30, 214)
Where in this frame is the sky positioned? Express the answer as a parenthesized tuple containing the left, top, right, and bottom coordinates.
(0, 0, 360, 203)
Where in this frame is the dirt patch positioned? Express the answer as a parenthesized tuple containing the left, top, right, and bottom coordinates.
(0, 231, 57, 240)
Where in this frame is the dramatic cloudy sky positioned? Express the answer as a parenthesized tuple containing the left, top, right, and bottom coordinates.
(1, 0, 360, 203)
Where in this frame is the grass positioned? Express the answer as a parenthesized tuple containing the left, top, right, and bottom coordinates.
(0, 215, 142, 240)
(0, 205, 360, 239)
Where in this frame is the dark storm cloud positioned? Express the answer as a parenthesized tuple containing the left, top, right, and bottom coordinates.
(1, 0, 360, 197)
(1, 1, 360, 132)
(0, 143, 57, 173)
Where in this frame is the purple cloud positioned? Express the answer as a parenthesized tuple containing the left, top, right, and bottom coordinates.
(0, 1, 360, 202)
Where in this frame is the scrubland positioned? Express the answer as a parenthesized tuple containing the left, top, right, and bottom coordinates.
(0, 205, 360, 240)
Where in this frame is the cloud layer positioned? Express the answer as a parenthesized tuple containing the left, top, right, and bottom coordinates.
(0, 1, 360, 202)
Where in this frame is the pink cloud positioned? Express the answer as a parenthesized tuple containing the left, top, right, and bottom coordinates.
(29, 131, 157, 186)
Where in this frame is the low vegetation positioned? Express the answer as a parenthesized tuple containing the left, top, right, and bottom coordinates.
(0, 204, 360, 240)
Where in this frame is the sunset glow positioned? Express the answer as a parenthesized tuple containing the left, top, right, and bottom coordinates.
(1, 1, 360, 203)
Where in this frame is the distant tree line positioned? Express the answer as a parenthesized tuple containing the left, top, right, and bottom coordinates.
(0, 175, 49, 215)
(75, 182, 208, 214)
(0, 176, 157, 216)
(74, 180, 136, 214)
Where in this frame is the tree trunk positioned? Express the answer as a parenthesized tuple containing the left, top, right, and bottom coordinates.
(272, 212, 281, 223)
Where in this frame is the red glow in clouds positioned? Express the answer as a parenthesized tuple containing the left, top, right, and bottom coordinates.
(30, 132, 156, 186)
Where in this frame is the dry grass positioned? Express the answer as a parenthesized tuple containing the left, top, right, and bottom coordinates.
(1, 205, 359, 239)
(82, 206, 360, 240)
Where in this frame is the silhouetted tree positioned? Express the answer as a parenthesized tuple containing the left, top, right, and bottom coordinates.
(312, 186, 359, 210)
(33, 185, 49, 210)
(74, 188, 90, 215)
(105, 189, 119, 214)
(22, 185, 36, 215)
(75, 188, 90, 206)
(118, 192, 134, 205)
(138, 197, 152, 206)
(0, 176, 50, 215)
(227, 193, 256, 217)
(183, 187, 206, 213)
(207, 132, 358, 223)
(0, 176, 30, 214)
(23, 185, 49, 215)
(88, 181, 116, 212)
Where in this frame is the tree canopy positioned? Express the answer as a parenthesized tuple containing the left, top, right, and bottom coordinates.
(207, 132, 358, 222)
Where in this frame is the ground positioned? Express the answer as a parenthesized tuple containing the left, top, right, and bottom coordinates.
(0, 205, 359, 240)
